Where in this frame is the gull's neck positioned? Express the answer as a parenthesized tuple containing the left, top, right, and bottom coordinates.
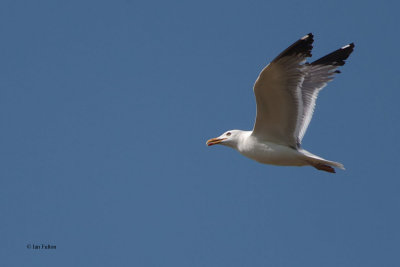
(228, 130, 252, 150)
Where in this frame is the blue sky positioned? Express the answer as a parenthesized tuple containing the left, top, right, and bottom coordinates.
(1, 0, 399, 266)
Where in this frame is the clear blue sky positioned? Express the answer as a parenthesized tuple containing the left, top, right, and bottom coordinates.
(1, 0, 399, 266)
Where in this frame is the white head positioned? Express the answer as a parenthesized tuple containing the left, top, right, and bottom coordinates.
(206, 130, 244, 149)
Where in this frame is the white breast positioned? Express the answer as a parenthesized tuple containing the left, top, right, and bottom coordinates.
(237, 135, 307, 166)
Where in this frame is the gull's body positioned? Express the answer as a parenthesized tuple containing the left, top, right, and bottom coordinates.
(206, 33, 354, 173)
(237, 132, 311, 166)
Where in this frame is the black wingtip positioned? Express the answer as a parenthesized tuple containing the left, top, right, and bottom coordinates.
(305, 33, 313, 39)
(311, 42, 355, 66)
(273, 33, 314, 62)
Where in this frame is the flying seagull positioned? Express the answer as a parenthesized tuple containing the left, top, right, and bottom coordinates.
(206, 33, 354, 173)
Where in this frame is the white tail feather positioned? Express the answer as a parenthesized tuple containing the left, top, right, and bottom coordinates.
(299, 149, 345, 171)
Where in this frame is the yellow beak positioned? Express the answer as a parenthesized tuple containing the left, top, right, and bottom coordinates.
(206, 137, 227, 146)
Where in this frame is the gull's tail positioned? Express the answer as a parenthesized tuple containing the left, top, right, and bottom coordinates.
(299, 149, 345, 173)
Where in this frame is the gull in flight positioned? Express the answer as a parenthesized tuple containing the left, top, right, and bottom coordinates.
(206, 33, 354, 173)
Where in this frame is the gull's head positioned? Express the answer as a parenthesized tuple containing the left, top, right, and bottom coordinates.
(206, 130, 242, 148)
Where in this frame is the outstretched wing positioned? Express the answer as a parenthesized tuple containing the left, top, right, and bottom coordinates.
(297, 43, 355, 144)
(252, 33, 314, 148)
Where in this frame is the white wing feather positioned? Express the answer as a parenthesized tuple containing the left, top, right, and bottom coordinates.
(252, 56, 306, 148)
(297, 64, 338, 142)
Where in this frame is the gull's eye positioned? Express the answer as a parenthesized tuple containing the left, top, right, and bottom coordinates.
(226, 132, 231, 136)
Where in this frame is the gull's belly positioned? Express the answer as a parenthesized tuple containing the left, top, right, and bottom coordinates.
(238, 141, 307, 166)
